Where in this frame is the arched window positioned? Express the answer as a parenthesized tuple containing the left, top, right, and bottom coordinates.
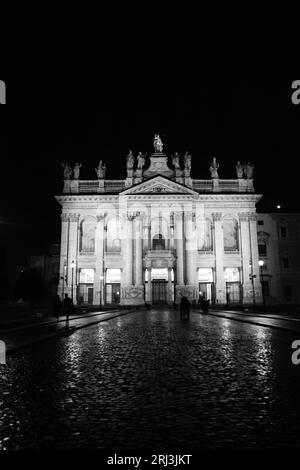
(107, 218, 121, 252)
(223, 218, 239, 251)
(258, 241, 267, 257)
(152, 234, 165, 250)
(198, 219, 213, 251)
(112, 238, 121, 252)
(257, 231, 269, 257)
(80, 220, 96, 253)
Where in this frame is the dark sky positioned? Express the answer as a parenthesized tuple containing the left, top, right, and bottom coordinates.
(1, 6, 300, 264)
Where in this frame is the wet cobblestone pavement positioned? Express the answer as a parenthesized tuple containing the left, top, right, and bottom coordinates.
(1, 308, 300, 450)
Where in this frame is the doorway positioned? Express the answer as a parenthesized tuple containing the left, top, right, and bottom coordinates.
(152, 280, 167, 304)
(106, 283, 121, 304)
(199, 283, 214, 302)
(226, 282, 241, 304)
(87, 287, 94, 304)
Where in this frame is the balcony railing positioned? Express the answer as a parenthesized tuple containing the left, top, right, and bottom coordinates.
(193, 179, 254, 193)
(63, 178, 254, 194)
(78, 181, 99, 193)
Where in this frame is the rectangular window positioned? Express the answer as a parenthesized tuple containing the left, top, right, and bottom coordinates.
(261, 280, 270, 297)
(258, 220, 264, 226)
(282, 257, 290, 270)
(223, 219, 239, 251)
(284, 285, 293, 299)
(288, 222, 298, 239)
(280, 226, 287, 238)
(198, 268, 213, 283)
(106, 268, 121, 283)
(79, 268, 94, 283)
(224, 267, 240, 282)
(258, 243, 267, 257)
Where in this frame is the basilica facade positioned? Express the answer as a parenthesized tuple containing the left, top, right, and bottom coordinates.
(56, 136, 263, 307)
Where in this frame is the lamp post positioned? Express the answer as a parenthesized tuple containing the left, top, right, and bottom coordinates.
(249, 262, 256, 311)
(71, 260, 75, 302)
(259, 260, 266, 312)
(100, 274, 104, 310)
(62, 262, 67, 298)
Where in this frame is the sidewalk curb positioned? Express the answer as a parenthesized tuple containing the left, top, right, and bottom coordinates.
(199, 310, 300, 334)
(6, 309, 136, 355)
(0, 309, 122, 333)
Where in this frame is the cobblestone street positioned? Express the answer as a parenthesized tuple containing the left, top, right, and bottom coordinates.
(1, 308, 300, 450)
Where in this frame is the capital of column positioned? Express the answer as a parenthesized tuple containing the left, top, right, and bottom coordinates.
(212, 212, 222, 222)
(238, 212, 249, 222)
(68, 213, 80, 222)
(184, 212, 193, 222)
(61, 213, 69, 222)
(248, 212, 257, 222)
(174, 211, 183, 220)
(96, 214, 105, 222)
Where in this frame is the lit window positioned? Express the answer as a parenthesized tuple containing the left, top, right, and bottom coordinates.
(106, 268, 121, 283)
(79, 269, 94, 283)
(223, 218, 239, 251)
(80, 220, 96, 252)
(198, 268, 213, 282)
(224, 267, 240, 282)
(198, 219, 213, 251)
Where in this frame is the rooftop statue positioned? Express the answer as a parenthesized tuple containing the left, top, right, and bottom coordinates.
(244, 162, 254, 179)
(61, 162, 73, 180)
(153, 134, 163, 153)
(95, 160, 106, 179)
(172, 152, 181, 169)
(209, 157, 219, 179)
(73, 162, 82, 180)
(126, 150, 135, 170)
(184, 152, 192, 171)
(137, 152, 146, 170)
(236, 161, 244, 179)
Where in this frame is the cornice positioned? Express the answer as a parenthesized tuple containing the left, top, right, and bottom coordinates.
(56, 195, 119, 204)
(56, 193, 262, 202)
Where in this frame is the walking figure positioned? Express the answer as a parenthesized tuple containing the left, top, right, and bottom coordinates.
(198, 294, 204, 311)
(63, 293, 73, 326)
(180, 296, 190, 320)
(53, 294, 62, 322)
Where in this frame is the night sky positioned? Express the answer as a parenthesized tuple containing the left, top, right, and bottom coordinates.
(1, 7, 300, 266)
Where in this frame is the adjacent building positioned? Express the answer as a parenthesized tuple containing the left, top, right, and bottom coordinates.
(255, 213, 300, 305)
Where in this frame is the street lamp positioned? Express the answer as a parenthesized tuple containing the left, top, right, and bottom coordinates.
(100, 274, 104, 310)
(71, 260, 75, 302)
(62, 262, 67, 298)
(259, 260, 266, 312)
(249, 262, 256, 311)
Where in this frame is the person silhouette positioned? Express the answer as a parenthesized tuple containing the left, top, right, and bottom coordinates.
(63, 293, 72, 326)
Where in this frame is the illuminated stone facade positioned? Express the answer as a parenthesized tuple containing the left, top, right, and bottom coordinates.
(56, 137, 263, 306)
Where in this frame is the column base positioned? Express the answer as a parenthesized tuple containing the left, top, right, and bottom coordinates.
(121, 285, 145, 306)
(57, 282, 64, 299)
(242, 284, 263, 304)
(175, 285, 198, 303)
(215, 286, 226, 304)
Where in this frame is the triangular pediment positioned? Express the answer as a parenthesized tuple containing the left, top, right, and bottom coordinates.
(120, 176, 198, 195)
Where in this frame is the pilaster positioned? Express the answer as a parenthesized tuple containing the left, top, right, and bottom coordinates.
(212, 212, 226, 303)
(93, 214, 105, 305)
